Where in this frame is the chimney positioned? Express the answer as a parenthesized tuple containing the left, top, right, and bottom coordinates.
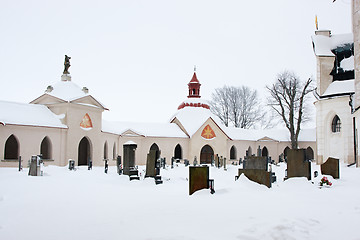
(315, 30, 331, 37)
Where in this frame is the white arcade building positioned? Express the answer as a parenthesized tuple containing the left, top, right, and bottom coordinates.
(0, 69, 316, 168)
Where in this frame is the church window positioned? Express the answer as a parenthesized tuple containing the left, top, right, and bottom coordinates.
(331, 115, 341, 133)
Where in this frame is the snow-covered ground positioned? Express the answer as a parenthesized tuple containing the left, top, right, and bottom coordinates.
(1, 163, 360, 240)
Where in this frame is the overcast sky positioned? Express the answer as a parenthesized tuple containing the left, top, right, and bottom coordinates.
(0, 0, 352, 125)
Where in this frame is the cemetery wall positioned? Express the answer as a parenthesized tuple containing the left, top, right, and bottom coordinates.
(0, 124, 67, 167)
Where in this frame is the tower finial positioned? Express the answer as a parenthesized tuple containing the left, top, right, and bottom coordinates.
(194, 65, 197, 72)
(315, 15, 318, 30)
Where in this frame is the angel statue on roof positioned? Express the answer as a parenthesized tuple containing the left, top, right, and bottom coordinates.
(63, 55, 71, 74)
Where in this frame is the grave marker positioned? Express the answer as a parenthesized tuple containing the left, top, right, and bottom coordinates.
(321, 157, 340, 179)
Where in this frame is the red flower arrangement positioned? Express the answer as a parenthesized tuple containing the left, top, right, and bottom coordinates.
(320, 176, 332, 187)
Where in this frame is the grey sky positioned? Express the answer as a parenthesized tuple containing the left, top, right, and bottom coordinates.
(0, 0, 352, 123)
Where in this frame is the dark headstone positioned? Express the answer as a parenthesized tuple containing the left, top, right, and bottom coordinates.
(145, 150, 157, 177)
(116, 156, 122, 175)
(88, 158, 92, 170)
(237, 169, 272, 188)
(321, 157, 340, 179)
(18, 156, 22, 171)
(104, 159, 108, 174)
(123, 143, 137, 175)
(257, 146, 261, 157)
(28, 156, 38, 176)
(68, 159, 75, 170)
(189, 166, 210, 195)
(193, 156, 198, 166)
(287, 149, 311, 180)
(243, 156, 268, 171)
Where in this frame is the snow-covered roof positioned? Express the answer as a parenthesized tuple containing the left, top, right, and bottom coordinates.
(0, 100, 67, 128)
(312, 33, 353, 57)
(322, 80, 354, 97)
(224, 127, 316, 142)
(47, 80, 88, 101)
(170, 107, 225, 137)
(102, 120, 188, 138)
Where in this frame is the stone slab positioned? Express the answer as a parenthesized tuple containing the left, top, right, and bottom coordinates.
(237, 169, 272, 188)
(321, 157, 340, 179)
(244, 156, 268, 171)
(189, 166, 209, 195)
(287, 149, 311, 180)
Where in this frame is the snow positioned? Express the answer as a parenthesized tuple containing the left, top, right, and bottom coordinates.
(1, 162, 359, 240)
(340, 56, 354, 71)
(224, 127, 315, 142)
(102, 120, 188, 138)
(170, 107, 225, 137)
(322, 80, 354, 97)
(0, 100, 67, 128)
(47, 80, 88, 101)
(312, 33, 353, 57)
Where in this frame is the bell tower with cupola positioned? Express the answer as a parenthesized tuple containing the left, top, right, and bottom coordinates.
(177, 70, 210, 110)
(188, 71, 201, 98)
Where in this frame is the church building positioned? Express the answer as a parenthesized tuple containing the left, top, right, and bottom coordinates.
(0, 65, 316, 168)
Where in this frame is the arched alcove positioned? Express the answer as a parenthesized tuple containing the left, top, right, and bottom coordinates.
(4, 134, 19, 160)
(40, 136, 52, 160)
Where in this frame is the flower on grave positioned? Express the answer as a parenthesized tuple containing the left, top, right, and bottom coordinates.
(320, 176, 332, 187)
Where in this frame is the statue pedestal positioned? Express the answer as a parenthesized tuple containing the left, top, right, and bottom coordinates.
(61, 74, 71, 81)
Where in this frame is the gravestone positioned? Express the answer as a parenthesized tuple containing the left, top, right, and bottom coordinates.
(18, 156, 22, 171)
(223, 157, 227, 170)
(184, 159, 190, 166)
(321, 157, 340, 179)
(116, 156, 122, 175)
(104, 159, 108, 174)
(286, 149, 311, 180)
(68, 159, 75, 170)
(193, 156, 198, 166)
(243, 156, 268, 171)
(88, 158, 92, 170)
(237, 169, 272, 188)
(257, 146, 261, 157)
(123, 142, 137, 176)
(215, 154, 219, 168)
(189, 166, 214, 195)
(219, 156, 223, 168)
(28, 155, 43, 176)
(146, 150, 158, 177)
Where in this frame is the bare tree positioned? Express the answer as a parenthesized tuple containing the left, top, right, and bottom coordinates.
(266, 71, 313, 149)
(210, 85, 264, 129)
(210, 86, 231, 127)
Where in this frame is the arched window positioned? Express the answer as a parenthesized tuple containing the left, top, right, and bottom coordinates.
(40, 136, 52, 160)
(113, 143, 116, 160)
(262, 146, 268, 157)
(331, 115, 341, 133)
(230, 145, 237, 160)
(150, 143, 160, 160)
(306, 147, 314, 160)
(150, 143, 159, 152)
(4, 134, 19, 160)
(174, 144, 182, 159)
(104, 141, 108, 159)
(284, 146, 290, 158)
